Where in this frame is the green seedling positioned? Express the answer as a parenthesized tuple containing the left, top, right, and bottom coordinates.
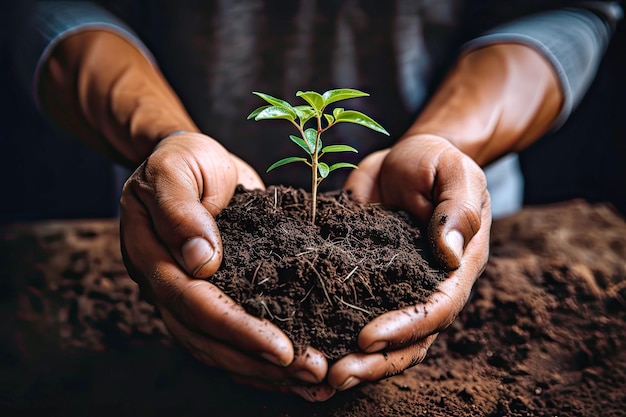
(248, 88, 389, 223)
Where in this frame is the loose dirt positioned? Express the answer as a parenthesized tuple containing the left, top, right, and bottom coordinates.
(1, 199, 624, 416)
(211, 185, 446, 361)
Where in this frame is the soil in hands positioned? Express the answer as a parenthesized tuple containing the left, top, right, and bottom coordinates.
(209, 185, 448, 361)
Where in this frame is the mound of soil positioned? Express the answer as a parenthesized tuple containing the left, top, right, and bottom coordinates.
(0, 199, 625, 416)
(211, 185, 446, 360)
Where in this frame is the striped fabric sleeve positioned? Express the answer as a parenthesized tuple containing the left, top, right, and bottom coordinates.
(462, 2, 623, 129)
(13, 1, 156, 108)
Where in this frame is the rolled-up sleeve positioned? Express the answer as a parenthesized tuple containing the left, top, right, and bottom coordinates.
(11, 1, 155, 107)
(463, 2, 623, 128)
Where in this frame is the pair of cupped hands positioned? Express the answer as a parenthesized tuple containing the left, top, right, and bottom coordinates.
(120, 130, 491, 402)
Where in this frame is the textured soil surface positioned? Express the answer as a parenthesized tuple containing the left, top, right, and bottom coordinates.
(211, 185, 446, 360)
(1, 199, 625, 416)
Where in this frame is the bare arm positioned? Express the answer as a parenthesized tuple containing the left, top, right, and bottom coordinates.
(29, 6, 329, 399)
(38, 30, 198, 167)
(334, 4, 621, 392)
(407, 43, 562, 166)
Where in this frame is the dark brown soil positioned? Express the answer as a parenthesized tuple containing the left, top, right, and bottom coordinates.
(1, 199, 625, 416)
(211, 185, 446, 360)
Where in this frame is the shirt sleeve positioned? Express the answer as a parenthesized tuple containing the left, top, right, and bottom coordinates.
(11, 1, 156, 108)
(462, 2, 623, 128)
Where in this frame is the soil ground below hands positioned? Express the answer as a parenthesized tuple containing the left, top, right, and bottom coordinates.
(1, 199, 625, 416)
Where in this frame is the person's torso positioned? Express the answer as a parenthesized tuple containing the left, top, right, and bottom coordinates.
(104, 0, 465, 189)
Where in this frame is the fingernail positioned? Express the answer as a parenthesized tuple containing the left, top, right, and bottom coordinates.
(337, 376, 361, 391)
(445, 230, 464, 263)
(293, 370, 320, 384)
(364, 341, 387, 353)
(182, 237, 215, 277)
(261, 352, 289, 367)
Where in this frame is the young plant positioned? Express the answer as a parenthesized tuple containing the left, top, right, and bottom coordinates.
(247, 88, 389, 223)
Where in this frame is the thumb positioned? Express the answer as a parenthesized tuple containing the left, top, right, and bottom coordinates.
(428, 154, 488, 270)
(128, 133, 239, 278)
(428, 208, 469, 271)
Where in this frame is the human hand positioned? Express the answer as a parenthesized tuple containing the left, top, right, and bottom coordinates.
(120, 132, 333, 399)
(329, 133, 491, 391)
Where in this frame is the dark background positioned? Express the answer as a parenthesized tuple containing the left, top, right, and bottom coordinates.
(1, 1, 624, 223)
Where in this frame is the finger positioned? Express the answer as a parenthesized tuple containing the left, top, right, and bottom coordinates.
(121, 197, 295, 366)
(375, 135, 490, 270)
(161, 279, 294, 365)
(125, 132, 238, 278)
(162, 309, 327, 381)
(231, 153, 265, 190)
(290, 384, 337, 402)
(357, 279, 466, 353)
(343, 149, 389, 203)
(232, 344, 329, 385)
(428, 150, 490, 270)
(165, 309, 328, 386)
(356, 199, 490, 352)
(228, 377, 337, 402)
(328, 334, 438, 391)
(377, 138, 441, 221)
(287, 345, 328, 383)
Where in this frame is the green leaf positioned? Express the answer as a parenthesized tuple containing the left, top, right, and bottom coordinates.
(255, 105, 297, 122)
(247, 105, 271, 120)
(252, 92, 293, 108)
(304, 128, 319, 152)
(334, 110, 390, 135)
(290, 135, 313, 154)
(322, 89, 369, 106)
(333, 107, 344, 119)
(293, 105, 316, 125)
(324, 113, 334, 126)
(267, 157, 308, 172)
(318, 162, 330, 178)
(321, 144, 358, 154)
(296, 91, 324, 113)
(329, 162, 359, 172)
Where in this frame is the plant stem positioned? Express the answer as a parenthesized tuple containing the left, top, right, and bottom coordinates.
(311, 157, 318, 223)
(311, 116, 324, 223)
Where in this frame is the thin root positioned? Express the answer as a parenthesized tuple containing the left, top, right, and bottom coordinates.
(260, 300, 275, 320)
(305, 259, 332, 305)
(335, 296, 372, 315)
(385, 254, 399, 269)
(251, 261, 263, 287)
(301, 286, 314, 302)
(342, 265, 359, 282)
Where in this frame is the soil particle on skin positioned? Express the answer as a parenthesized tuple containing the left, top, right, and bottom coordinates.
(1, 199, 625, 416)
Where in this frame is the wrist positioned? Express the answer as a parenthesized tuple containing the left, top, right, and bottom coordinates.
(117, 67, 199, 164)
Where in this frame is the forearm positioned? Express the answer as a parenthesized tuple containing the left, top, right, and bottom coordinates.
(38, 30, 198, 167)
(406, 43, 562, 166)
(406, 4, 620, 167)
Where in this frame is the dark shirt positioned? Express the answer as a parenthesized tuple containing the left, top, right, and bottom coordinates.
(0, 0, 623, 221)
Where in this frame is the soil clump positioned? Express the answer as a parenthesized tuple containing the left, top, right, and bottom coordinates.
(211, 185, 446, 360)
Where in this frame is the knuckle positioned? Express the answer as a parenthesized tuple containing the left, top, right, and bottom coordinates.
(459, 199, 483, 235)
